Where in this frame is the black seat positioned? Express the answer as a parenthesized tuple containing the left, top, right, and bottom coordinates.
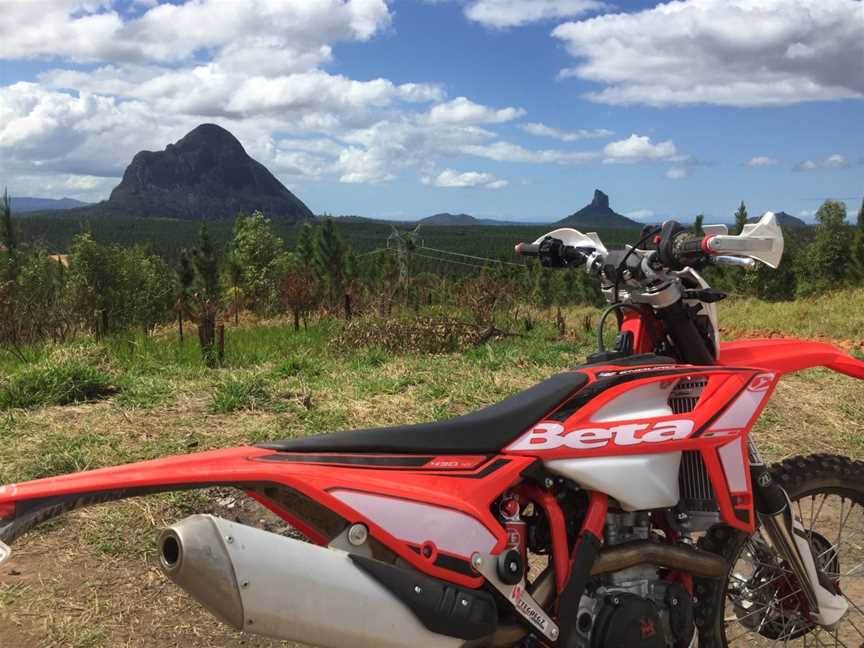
(258, 371, 588, 455)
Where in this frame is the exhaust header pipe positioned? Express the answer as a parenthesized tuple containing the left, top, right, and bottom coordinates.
(158, 515, 471, 648)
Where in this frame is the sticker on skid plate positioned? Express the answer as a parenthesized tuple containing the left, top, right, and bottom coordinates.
(0, 540, 11, 566)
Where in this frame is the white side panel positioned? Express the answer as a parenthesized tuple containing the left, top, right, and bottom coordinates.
(545, 453, 682, 511)
(331, 490, 497, 558)
(717, 437, 748, 492)
(590, 381, 674, 422)
(709, 373, 775, 431)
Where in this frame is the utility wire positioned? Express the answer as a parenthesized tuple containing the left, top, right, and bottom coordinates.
(358, 247, 392, 257)
(420, 245, 526, 267)
(411, 251, 494, 270)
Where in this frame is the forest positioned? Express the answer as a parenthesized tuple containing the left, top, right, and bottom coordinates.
(1, 193, 863, 366)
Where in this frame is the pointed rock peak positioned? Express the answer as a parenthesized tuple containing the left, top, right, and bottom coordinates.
(592, 189, 609, 209)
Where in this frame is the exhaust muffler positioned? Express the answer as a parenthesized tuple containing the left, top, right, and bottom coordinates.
(158, 515, 477, 648)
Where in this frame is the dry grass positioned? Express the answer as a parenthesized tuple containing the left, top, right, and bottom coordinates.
(0, 300, 862, 647)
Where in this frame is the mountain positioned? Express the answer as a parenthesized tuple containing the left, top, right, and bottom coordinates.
(556, 190, 640, 228)
(99, 124, 313, 221)
(10, 197, 91, 212)
(748, 211, 808, 228)
(419, 213, 483, 226)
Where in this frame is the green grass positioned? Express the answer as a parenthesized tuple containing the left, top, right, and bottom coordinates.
(721, 287, 864, 341)
(210, 373, 273, 413)
(0, 361, 117, 410)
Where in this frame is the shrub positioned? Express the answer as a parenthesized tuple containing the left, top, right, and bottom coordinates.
(210, 374, 272, 413)
(0, 361, 117, 410)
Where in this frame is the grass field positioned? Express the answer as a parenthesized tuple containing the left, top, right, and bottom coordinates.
(0, 293, 862, 647)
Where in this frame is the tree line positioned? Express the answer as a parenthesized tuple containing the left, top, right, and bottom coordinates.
(1, 191, 862, 363)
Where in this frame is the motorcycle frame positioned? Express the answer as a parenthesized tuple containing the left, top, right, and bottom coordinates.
(2, 338, 863, 612)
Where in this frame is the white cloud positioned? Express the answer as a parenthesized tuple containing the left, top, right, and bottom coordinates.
(746, 156, 780, 167)
(665, 167, 689, 180)
(603, 134, 679, 164)
(461, 141, 598, 164)
(422, 169, 509, 189)
(0, 0, 391, 65)
(427, 97, 525, 125)
(553, 0, 864, 107)
(520, 122, 613, 141)
(625, 209, 656, 223)
(794, 153, 850, 171)
(465, 0, 606, 28)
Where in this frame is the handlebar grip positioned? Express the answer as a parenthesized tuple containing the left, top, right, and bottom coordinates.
(676, 235, 706, 255)
(515, 242, 539, 256)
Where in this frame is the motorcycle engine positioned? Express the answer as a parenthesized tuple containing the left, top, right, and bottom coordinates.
(576, 512, 696, 648)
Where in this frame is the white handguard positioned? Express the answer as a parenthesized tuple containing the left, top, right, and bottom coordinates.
(792, 515, 849, 627)
(702, 211, 784, 268)
(531, 228, 608, 256)
(0, 539, 10, 566)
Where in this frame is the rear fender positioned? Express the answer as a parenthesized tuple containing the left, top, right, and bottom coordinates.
(720, 339, 864, 380)
(0, 447, 531, 588)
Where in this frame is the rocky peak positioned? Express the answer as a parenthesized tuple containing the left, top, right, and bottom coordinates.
(105, 123, 313, 221)
(591, 189, 610, 210)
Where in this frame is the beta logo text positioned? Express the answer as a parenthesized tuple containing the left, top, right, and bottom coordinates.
(508, 420, 694, 452)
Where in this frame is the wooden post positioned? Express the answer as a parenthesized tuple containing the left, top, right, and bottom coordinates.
(218, 324, 225, 365)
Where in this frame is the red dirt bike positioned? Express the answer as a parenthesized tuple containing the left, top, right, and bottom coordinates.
(2, 213, 863, 648)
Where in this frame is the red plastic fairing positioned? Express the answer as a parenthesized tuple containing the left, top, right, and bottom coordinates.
(720, 339, 864, 379)
(0, 447, 535, 589)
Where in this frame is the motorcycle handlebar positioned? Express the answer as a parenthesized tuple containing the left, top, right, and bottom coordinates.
(515, 238, 590, 267)
(514, 242, 539, 256)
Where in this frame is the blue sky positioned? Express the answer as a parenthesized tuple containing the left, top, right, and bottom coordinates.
(0, 0, 862, 224)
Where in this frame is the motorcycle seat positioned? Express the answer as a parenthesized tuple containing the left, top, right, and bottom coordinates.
(258, 371, 588, 455)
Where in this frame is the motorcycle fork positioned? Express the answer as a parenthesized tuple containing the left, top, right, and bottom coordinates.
(750, 459, 848, 627)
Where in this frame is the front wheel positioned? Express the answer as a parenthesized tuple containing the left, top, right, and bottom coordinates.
(695, 454, 864, 647)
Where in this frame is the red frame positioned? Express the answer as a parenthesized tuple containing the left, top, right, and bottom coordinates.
(1, 337, 862, 612)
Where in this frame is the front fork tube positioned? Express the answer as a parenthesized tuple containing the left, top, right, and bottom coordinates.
(750, 460, 848, 627)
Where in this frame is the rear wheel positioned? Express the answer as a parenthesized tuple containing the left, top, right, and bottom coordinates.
(696, 454, 864, 647)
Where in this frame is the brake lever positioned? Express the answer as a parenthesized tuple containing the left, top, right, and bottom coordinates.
(710, 255, 755, 268)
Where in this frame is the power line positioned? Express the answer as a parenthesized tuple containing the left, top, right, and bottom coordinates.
(359, 247, 391, 257)
(411, 251, 494, 270)
(420, 245, 526, 267)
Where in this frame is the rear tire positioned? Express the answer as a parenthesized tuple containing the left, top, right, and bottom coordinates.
(695, 453, 864, 647)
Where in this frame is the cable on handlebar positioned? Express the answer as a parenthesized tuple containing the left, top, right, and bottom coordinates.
(612, 226, 661, 304)
(596, 303, 644, 353)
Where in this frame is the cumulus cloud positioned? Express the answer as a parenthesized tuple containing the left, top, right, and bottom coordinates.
(665, 167, 689, 180)
(422, 169, 508, 189)
(427, 97, 525, 125)
(746, 156, 780, 167)
(465, 0, 606, 28)
(553, 0, 864, 107)
(794, 154, 850, 171)
(603, 134, 680, 164)
(0, 0, 390, 64)
(520, 122, 613, 141)
(460, 141, 598, 164)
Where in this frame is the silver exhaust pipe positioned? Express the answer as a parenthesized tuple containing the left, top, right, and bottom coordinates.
(158, 515, 470, 648)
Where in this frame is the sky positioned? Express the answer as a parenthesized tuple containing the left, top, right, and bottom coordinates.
(0, 0, 862, 224)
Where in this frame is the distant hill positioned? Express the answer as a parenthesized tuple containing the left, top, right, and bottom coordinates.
(556, 190, 640, 228)
(749, 211, 808, 228)
(10, 197, 91, 212)
(57, 124, 314, 222)
(419, 213, 479, 226)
